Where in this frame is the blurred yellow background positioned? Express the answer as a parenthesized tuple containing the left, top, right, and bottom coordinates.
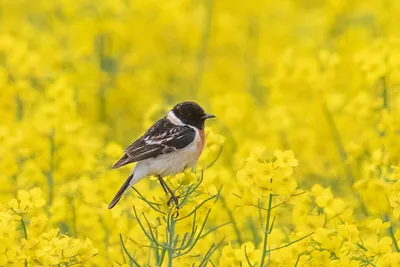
(2, 0, 400, 266)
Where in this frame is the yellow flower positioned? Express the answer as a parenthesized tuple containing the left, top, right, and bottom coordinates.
(313, 228, 336, 251)
(365, 237, 392, 256)
(219, 244, 240, 267)
(8, 198, 21, 214)
(274, 150, 299, 168)
(28, 213, 48, 237)
(339, 256, 360, 267)
(391, 253, 400, 266)
(337, 224, 359, 243)
(367, 218, 391, 234)
(312, 185, 334, 208)
(176, 171, 197, 186)
(311, 250, 331, 266)
(235, 242, 261, 266)
(0, 255, 7, 266)
(237, 169, 254, 187)
(17, 188, 46, 210)
(271, 176, 298, 196)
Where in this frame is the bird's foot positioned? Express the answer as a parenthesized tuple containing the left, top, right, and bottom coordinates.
(167, 195, 180, 217)
(167, 194, 179, 207)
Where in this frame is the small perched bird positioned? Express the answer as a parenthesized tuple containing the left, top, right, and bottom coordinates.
(108, 101, 215, 209)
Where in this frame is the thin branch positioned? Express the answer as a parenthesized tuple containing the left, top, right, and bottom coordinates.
(198, 237, 225, 267)
(20, 217, 28, 267)
(177, 193, 218, 222)
(200, 221, 232, 239)
(197, 145, 224, 172)
(322, 104, 369, 216)
(178, 210, 211, 257)
(384, 214, 400, 252)
(265, 232, 314, 253)
(119, 234, 142, 267)
(259, 194, 273, 267)
(132, 188, 166, 214)
(244, 246, 255, 267)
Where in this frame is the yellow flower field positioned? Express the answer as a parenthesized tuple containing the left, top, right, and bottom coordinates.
(2, 0, 400, 266)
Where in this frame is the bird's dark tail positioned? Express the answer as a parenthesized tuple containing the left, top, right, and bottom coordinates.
(108, 174, 133, 209)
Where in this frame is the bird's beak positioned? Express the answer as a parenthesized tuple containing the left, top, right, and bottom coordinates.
(202, 113, 216, 120)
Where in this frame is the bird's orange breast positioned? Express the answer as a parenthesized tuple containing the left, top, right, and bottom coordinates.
(196, 130, 206, 158)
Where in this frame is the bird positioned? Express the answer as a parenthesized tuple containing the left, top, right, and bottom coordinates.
(108, 101, 215, 209)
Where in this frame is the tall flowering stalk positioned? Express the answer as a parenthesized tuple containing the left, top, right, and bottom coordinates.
(120, 172, 224, 266)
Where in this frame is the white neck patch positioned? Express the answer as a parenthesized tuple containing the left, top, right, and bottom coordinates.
(166, 111, 184, 126)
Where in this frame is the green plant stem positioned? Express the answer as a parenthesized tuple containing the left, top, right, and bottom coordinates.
(20, 218, 28, 239)
(244, 245, 255, 267)
(47, 128, 55, 208)
(294, 253, 304, 267)
(260, 194, 273, 267)
(131, 174, 220, 266)
(322, 105, 369, 216)
(197, 145, 223, 172)
(265, 232, 313, 253)
(382, 76, 389, 111)
(119, 234, 141, 267)
(96, 34, 107, 122)
(167, 213, 176, 267)
(15, 95, 24, 121)
(177, 193, 217, 221)
(322, 105, 353, 185)
(384, 214, 400, 252)
(200, 221, 231, 239)
(21, 217, 28, 267)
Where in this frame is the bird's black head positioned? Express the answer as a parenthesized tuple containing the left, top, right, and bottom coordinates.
(172, 101, 215, 130)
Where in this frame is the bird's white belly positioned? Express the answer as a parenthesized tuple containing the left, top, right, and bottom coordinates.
(140, 140, 200, 177)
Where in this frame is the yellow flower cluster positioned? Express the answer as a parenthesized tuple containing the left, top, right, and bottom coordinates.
(2, 0, 400, 266)
(1, 188, 97, 266)
(237, 149, 299, 199)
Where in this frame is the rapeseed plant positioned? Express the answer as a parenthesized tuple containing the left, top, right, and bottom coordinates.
(2, 0, 400, 266)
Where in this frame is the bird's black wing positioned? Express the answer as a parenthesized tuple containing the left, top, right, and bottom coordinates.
(112, 118, 196, 169)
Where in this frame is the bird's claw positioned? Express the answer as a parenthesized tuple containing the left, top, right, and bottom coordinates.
(167, 195, 180, 217)
(167, 195, 179, 207)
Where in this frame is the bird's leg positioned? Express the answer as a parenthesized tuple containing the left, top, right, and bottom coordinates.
(158, 177, 169, 195)
(157, 176, 179, 207)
